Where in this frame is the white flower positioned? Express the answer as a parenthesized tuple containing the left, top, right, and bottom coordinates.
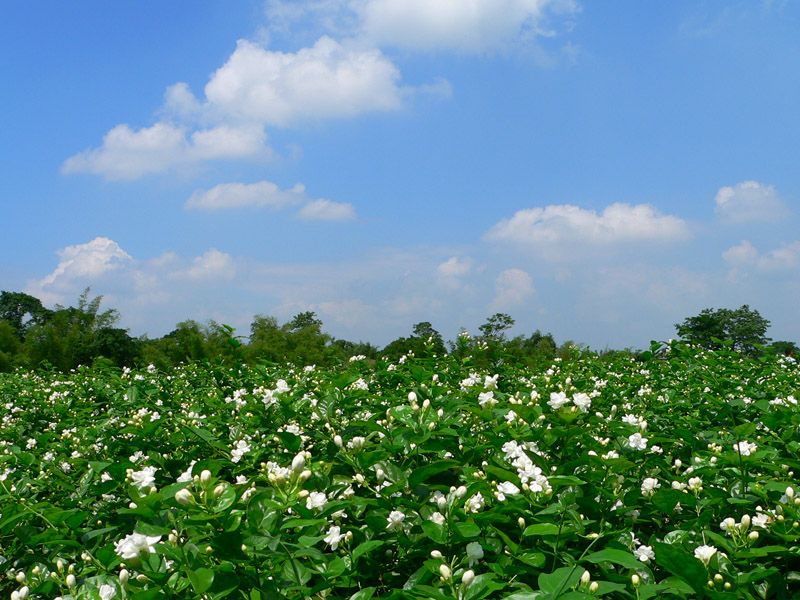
(231, 439, 251, 463)
(548, 392, 569, 410)
(465, 492, 485, 513)
(114, 532, 161, 559)
(428, 511, 445, 525)
(306, 491, 328, 511)
(633, 545, 655, 563)
(99, 584, 116, 600)
(733, 441, 757, 456)
(484, 374, 498, 390)
(495, 481, 520, 501)
(466, 541, 484, 567)
(274, 379, 290, 393)
(387, 510, 406, 532)
(693, 544, 717, 566)
(628, 433, 648, 451)
(572, 393, 592, 413)
(130, 466, 157, 490)
(641, 477, 661, 497)
(478, 391, 497, 409)
(621, 414, 639, 426)
(324, 525, 346, 550)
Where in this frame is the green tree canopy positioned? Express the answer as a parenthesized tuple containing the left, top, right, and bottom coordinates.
(675, 305, 771, 356)
(0, 291, 53, 340)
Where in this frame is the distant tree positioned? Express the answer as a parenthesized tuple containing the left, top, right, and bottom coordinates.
(0, 291, 53, 340)
(0, 321, 21, 372)
(287, 311, 323, 332)
(479, 313, 515, 342)
(381, 321, 447, 360)
(767, 340, 799, 357)
(675, 305, 771, 356)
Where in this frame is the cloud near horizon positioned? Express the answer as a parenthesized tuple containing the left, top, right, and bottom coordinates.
(484, 202, 691, 255)
(714, 180, 789, 223)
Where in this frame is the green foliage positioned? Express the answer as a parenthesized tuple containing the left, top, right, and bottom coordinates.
(0, 290, 53, 340)
(1, 342, 799, 600)
(675, 305, 771, 357)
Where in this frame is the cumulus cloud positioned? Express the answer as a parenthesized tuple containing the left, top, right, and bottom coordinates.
(186, 181, 307, 210)
(491, 268, 535, 310)
(436, 256, 474, 290)
(484, 203, 690, 251)
(714, 181, 788, 223)
(296, 198, 357, 221)
(185, 249, 237, 281)
(723, 240, 800, 271)
(27, 237, 132, 302)
(202, 37, 405, 127)
(62, 122, 271, 180)
(360, 0, 580, 53)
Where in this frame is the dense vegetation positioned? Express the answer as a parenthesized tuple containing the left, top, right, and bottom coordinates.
(1, 341, 799, 599)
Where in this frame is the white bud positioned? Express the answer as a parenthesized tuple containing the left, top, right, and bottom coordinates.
(437, 496, 447, 511)
(741, 514, 751, 529)
(518, 517, 526, 528)
(786, 486, 795, 499)
(291, 453, 306, 473)
(66, 574, 76, 589)
(18, 587, 29, 600)
(200, 469, 212, 484)
(422, 399, 431, 410)
(439, 564, 451, 580)
(462, 570, 475, 586)
(16, 572, 26, 583)
(631, 574, 640, 586)
(376, 469, 385, 483)
(299, 469, 312, 482)
(214, 484, 225, 498)
(408, 392, 417, 403)
(333, 435, 343, 448)
(455, 486, 468, 498)
(581, 570, 591, 585)
(119, 569, 129, 584)
(589, 581, 599, 593)
(175, 488, 192, 505)
(430, 550, 443, 559)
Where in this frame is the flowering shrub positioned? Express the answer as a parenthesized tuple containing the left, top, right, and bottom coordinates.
(0, 341, 799, 599)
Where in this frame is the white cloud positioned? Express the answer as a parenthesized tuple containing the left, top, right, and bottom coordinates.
(484, 203, 690, 252)
(186, 181, 307, 210)
(723, 240, 800, 271)
(714, 180, 788, 223)
(203, 37, 404, 127)
(436, 255, 474, 290)
(36, 237, 132, 288)
(296, 198, 357, 221)
(62, 122, 271, 180)
(185, 249, 237, 281)
(360, 0, 580, 53)
(491, 268, 534, 310)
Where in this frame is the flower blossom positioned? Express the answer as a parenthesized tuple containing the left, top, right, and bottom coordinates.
(641, 477, 661, 497)
(130, 466, 157, 490)
(386, 510, 406, 532)
(693, 544, 717, 566)
(306, 491, 328, 511)
(548, 392, 570, 410)
(628, 433, 648, 451)
(466, 541, 484, 566)
(324, 525, 346, 550)
(114, 532, 161, 559)
(733, 441, 757, 456)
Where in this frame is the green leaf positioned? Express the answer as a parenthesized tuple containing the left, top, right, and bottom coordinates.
(538, 567, 585, 597)
(453, 521, 481, 539)
(523, 523, 562, 536)
(352, 540, 385, 561)
(187, 567, 215, 594)
(349, 587, 377, 600)
(409, 460, 460, 488)
(583, 548, 646, 571)
(652, 543, 705, 592)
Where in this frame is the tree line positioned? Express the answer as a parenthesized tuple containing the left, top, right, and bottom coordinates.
(0, 289, 566, 372)
(0, 289, 795, 372)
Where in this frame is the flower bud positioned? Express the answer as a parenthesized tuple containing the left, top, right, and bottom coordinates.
(56, 559, 65, 573)
(299, 469, 312, 482)
(175, 488, 193, 505)
(518, 517, 526, 528)
(437, 496, 447, 511)
(422, 399, 431, 410)
(408, 392, 417, 403)
(16, 572, 26, 583)
(741, 514, 751, 529)
(455, 486, 467, 498)
(631, 574, 640, 587)
(439, 564, 451, 580)
(128, 502, 138, 509)
(66, 574, 76, 589)
(200, 469, 212, 484)
(376, 469, 385, 483)
(786, 486, 795, 499)
(581, 571, 591, 585)
(214, 484, 225, 498)
(333, 435, 343, 448)
(462, 570, 475, 586)
(748, 531, 759, 541)
(119, 569, 129, 584)
(291, 453, 306, 473)
(430, 550, 443, 559)
(136, 574, 148, 583)
(714, 574, 723, 583)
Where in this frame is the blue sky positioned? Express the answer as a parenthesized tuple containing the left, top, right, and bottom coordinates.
(3, 1, 800, 349)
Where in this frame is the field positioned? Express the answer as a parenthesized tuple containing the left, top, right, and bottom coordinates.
(1, 342, 799, 600)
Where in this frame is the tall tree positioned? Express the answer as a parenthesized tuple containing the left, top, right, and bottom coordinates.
(0, 291, 53, 340)
(675, 305, 771, 356)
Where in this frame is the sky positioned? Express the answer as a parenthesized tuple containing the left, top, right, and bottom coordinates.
(3, 1, 800, 350)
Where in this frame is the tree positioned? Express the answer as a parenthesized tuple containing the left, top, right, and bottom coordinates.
(0, 291, 53, 340)
(675, 305, 771, 356)
(479, 313, 515, 342)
